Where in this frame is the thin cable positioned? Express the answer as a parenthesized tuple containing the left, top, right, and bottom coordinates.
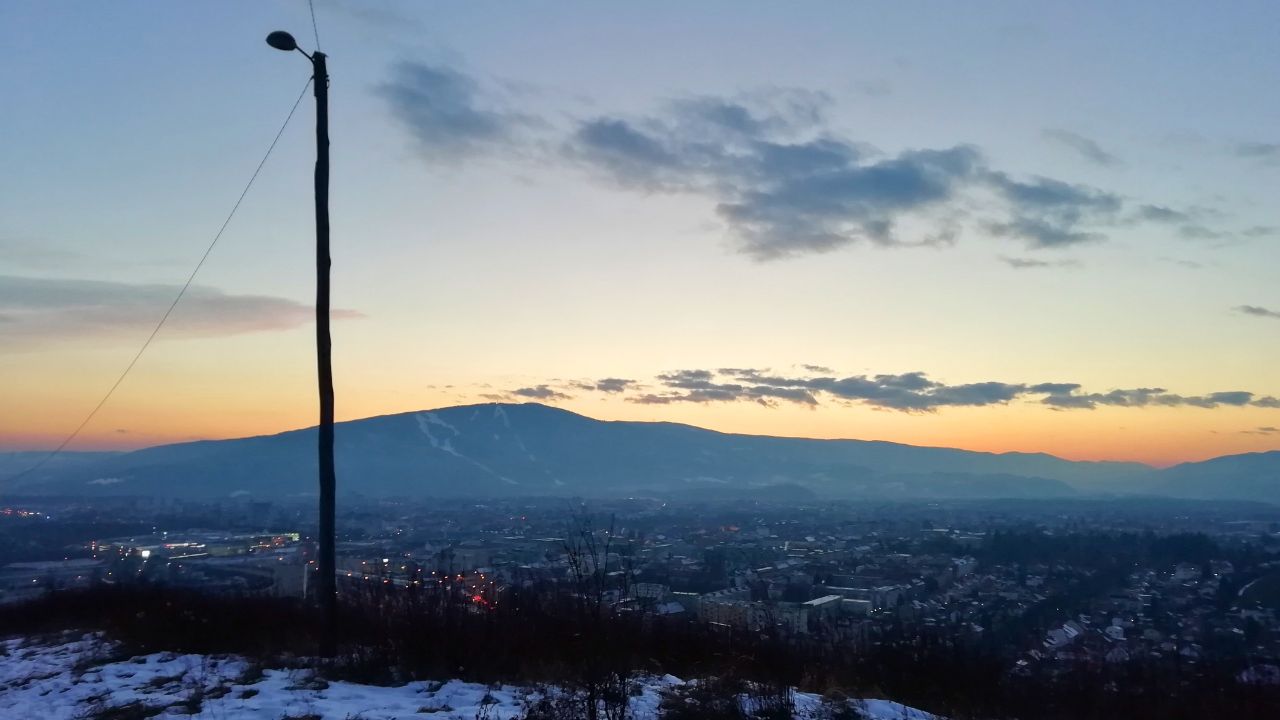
(4, 77, 314, 486)
(308, 0, 322, 50)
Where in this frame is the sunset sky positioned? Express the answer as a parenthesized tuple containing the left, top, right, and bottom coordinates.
(3, 1, 1279, 467)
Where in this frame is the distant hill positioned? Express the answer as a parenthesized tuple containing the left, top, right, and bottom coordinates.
(9, 403, 1274, 503)
(0, 451, 121, 492)
(4, 403, 1175, 501)
(1154, 451, 1280, 502)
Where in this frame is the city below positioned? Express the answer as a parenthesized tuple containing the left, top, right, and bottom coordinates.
(3, 494, 1278, 689)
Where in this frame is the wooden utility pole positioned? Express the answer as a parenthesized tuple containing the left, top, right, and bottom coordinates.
(312, 51, 337, 656)
(266, 27, 337, 657)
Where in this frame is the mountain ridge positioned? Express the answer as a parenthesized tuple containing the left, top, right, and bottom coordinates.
(4, 403, 1274, 502)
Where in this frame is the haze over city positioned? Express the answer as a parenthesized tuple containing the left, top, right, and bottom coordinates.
(3, 1, 1279, 467)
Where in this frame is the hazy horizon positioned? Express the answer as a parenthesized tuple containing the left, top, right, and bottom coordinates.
(11, 398, 1279, 470)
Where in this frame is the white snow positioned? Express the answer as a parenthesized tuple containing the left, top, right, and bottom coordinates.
(419, 412, 460, 436)
(859, 699, 939, 719)
(0, 633, 936, 720)
(415, 413, 518, 486)
(415, 413, 462, 457)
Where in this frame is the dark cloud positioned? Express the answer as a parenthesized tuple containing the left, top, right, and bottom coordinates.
(1204, 391, 1255, 406)
(568, 103, 982, 259)
(1042, 129, 1120, 166)
(1038, 388, 1262, 410)
(570, 377, 636, 394)
(568, 119, 685, 190)
(565, 94, 1147, 258)
(986, 218, 1102, 248)
(634, 369, 820, 407)
(380, 62, 531, 160)
(0, 275, 362, 348)
(1242, 426, 1280, 435)
(1236, 305, 1280, 320)
(380, 61, 1241, 259)
(509, 385, 574, 402)
(759, 371, 1025, 411)
(719, 146, 984, 258)
(565, 366, 1280, 414)
(984, 174, 1121, 248)
(631, 368, 1019, 412)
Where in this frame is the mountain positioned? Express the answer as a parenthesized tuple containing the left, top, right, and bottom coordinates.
(1154, 451, 1280, 501)
(0, 451, 121, 491)
(7, 403, 1173, 501)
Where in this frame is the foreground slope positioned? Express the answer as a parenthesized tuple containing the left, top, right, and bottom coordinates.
(0, 634, 935, 720)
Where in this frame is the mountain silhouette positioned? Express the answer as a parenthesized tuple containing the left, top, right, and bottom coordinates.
(6, 403, 1272, 502)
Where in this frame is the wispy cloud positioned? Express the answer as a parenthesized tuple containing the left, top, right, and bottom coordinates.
(569, 377, 637, 394)
(481, 385, 576, 403)
(1042, 129, 1120, 166)
(1242, 226, 1279, 238)
(1241, 426, 1279, 435)
(1235, 142, 1280, 165)
(0, 276, 362, 348)
(630, 369, 821, 407)
(379, 61, 534, 161)
(509, 385, 574, 402)
(381, 60, 1242, 260)
(999, 256, 1080, 269)
(0, 238, 182, 273)
(1236, 305, 1280, 320)
(1135, 205, 1191, 224)
(983, 173, 1121, 248)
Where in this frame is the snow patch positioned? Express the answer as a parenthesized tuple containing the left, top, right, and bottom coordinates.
(0, 634, 938, 720)
(416, 413, 518, 486)
(416, 413, 462, 458)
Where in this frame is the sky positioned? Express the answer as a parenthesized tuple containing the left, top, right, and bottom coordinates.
(2, 1, 1279, 467)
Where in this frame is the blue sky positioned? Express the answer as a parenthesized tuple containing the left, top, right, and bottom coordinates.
(2, 1, 1279, 464)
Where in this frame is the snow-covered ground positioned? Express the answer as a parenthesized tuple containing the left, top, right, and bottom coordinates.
(0, 633, 935, 719)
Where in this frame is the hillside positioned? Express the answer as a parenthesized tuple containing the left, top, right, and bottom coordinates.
(7, 402, 1168, 501)
(0, 633, 935, 720)
(1154, 451, 1280, 501)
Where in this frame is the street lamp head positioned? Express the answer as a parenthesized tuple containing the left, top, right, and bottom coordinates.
(266, 31, 299, 52)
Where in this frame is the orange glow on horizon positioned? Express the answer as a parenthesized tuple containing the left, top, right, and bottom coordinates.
(4, 390, 1278, 468)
